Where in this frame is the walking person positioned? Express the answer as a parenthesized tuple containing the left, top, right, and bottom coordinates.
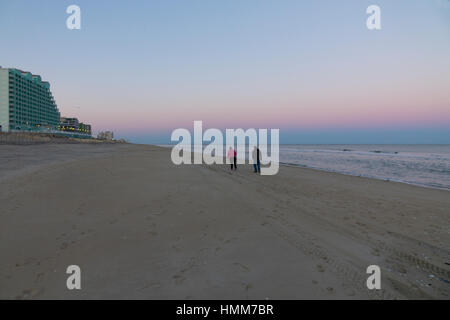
(252, 146, 261, 173)
(228, 147, 236, 171)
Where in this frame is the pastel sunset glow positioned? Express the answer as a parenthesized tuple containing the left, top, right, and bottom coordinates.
(1, 0, 449, 143)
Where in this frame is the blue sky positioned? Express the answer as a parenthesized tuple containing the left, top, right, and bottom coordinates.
(1, 0, 449, 144)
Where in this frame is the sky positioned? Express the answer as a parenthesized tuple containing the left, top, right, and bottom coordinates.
(0, 0, 449, 144)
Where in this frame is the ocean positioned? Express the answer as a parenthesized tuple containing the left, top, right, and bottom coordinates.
(280, 145, 450, 190)
(161, 144, 450, 190)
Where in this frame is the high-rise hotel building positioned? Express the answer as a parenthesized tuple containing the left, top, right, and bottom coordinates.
(0, 67, 61, 132)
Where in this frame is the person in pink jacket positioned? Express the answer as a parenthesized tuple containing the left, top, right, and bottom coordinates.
(228, 147, 237, 170)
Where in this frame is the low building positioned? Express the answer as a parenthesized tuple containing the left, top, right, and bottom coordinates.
(97, 131, 114, 140)
(59, 117, 79, 132)
(59, 117, 92, 136)
(79, 123, 91, 135)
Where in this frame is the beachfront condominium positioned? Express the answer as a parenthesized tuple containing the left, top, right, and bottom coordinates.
(60, 117, 92, 135)
(0, 67, 60, 133)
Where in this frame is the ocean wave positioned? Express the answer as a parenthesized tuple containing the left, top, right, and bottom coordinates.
(279, 145, 450, 190)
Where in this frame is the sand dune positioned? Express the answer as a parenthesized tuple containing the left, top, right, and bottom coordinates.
(0, 144, 449, 299)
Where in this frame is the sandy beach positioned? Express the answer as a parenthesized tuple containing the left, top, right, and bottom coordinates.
(0, 143, 449, 299)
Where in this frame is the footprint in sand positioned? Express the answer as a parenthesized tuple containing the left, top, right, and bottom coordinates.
(223, 237, 237, 244)
(173, 274, 185, 285)
(371, 248, 381, 256)
(397, 265, 407, 274)
(233, 262, 250, 273)
(140, 282, 161, 291)
(16, 288, 44, 299)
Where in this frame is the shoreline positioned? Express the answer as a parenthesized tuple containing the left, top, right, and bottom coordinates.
(279, 162, 450, 192)
(159, 143, 450, 191)
(1, 142, 448, 192)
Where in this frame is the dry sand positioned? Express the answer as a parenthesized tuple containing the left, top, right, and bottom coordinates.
(0, 144, 449, 299)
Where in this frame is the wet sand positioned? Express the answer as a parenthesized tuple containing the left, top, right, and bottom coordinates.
(0, 144, 449, 299)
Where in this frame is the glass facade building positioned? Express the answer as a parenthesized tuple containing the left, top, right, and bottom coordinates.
(0, 67, 60, 132)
